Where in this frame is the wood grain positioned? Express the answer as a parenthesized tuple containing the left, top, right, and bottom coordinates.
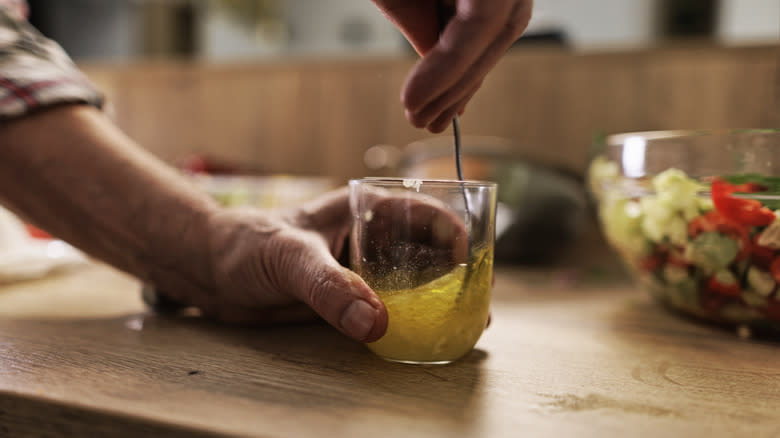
(0, 263, 779, 437)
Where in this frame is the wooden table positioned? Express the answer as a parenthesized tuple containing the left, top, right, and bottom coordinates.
(0, 262, 779, 437)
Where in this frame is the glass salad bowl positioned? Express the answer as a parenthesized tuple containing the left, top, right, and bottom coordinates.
(189, 173, 335, 210)
(589, 129, 780, 337)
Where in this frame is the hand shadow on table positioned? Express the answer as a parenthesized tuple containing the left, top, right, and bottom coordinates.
(13, 310, 490, 426)
(0, 263, 489, 426)
(147, 313, 491, 425)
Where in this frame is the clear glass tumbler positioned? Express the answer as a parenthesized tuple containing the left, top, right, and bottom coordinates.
(349, 178, 497, 364)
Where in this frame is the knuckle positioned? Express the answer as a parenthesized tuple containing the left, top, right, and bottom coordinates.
(507, 3, 533, 37)
(503, 18, 525, 39)
(457, 6, 494, 26)
(263, 229, 307, 288)
(216, 220, 296, 302)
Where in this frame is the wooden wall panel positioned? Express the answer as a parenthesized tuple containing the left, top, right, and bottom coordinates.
(458, 52, 571, 164)
(639, 47, 778, 130)
(308, 60, 409, 180)
(105, 65, 203, 164)
(475, 51, 649, 171)
(80, 45, 779, 183)
(195, 65, 317, 174)
(550, 53, 648, 168)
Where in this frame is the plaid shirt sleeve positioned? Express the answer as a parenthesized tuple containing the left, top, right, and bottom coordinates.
(0, 1, 103, 120)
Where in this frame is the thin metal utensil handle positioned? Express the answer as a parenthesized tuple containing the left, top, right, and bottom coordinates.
(437, 0, 472, 232)
(453, 115, 464, 180)
(452, 115, 472, 226)
(438, 3, 474, 305)
(452, 96, 473, 300)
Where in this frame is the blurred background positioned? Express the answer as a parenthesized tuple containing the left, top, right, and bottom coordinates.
(23, 0, 780, 265)
(28, 0, 780, 61)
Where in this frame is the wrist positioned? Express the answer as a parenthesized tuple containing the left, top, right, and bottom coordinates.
(143, 198, 222, 303)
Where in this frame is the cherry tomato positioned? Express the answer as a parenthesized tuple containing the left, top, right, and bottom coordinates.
(638, 254, 664, 272)
(178, 155, 241, 175)
(764, 301, 780, 321)
(699, 288, 728, 314)
(705, 276, 741, 297)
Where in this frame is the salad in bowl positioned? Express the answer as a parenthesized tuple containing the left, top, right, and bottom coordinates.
(590, 129, 780, 337)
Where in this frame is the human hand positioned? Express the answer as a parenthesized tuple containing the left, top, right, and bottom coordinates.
(149, 188, 468, 343)
(372, 0, 533, 133)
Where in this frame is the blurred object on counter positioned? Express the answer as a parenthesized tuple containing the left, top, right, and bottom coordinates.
(0, 206, 88, 284)
(177, 154, 250, 175)
(191, 174, 335, 210)
(176, 153, 335, 210)
(398, 136, 588, 265)
(25, 224, 52, 240)
(363, 144, 403, 175)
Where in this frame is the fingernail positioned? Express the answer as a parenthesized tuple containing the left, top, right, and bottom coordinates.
(340, 300, 376, 341)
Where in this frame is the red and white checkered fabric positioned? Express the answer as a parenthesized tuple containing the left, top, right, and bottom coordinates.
(0, 1, 103, 120)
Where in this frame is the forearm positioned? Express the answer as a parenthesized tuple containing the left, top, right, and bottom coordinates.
(0, 104, 219, 294)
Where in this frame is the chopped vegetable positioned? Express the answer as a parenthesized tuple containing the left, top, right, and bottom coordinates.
(706, 270, 740, 297)
(746, 267, 775, 297)
(684, 232, 739, 272)
(711, 178, 775, 227)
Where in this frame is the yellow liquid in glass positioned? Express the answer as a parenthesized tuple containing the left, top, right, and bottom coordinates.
(366, 248, 493, 364)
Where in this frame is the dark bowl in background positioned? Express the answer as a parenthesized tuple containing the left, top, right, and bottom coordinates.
(397, 136, 588, 265)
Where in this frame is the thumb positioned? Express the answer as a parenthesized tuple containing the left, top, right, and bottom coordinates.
(276, 231, 388, 342)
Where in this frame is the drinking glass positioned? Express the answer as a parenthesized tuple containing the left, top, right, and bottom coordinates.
(349, 178, 497, 364)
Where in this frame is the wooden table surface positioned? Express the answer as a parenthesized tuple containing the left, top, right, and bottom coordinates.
(0, 262, 779, 437)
